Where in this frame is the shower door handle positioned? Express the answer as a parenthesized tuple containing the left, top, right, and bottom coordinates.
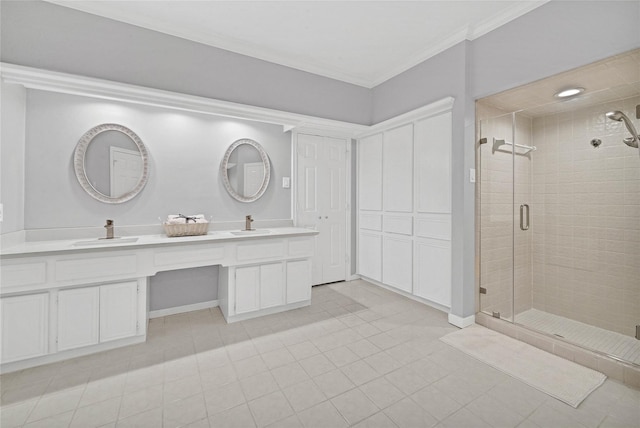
(520, 204, 530, 231)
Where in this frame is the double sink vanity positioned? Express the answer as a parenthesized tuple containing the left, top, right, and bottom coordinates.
(1, 108, 316, 373)
(0, 226, 318, 373)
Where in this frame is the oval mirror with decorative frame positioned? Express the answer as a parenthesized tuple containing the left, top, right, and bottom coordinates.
(221, 138, 271, 203)
(74, 123, 149, 204)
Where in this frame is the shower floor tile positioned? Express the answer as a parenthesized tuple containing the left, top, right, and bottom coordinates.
(516, 309, 640, 365)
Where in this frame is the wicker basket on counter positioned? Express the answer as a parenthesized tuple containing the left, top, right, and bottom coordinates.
(163, 221, 209, 237)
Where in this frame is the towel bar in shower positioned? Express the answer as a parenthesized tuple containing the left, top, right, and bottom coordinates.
(492, 138, 536, 154)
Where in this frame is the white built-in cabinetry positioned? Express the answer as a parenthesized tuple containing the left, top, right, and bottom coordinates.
(357, 98, 453, 310)
(56, 281, 139, 352)
(0, 293, 49, 363)
(1, 229, 316, 372)
(221, 259, 311, 322)
(57, 286, 100, 351)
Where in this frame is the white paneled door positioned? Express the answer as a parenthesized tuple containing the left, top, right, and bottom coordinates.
(297, 134, 347, 285)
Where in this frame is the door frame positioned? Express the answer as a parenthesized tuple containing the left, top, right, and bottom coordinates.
(109, 146, 142, 198)
(292, 128, 356, 283)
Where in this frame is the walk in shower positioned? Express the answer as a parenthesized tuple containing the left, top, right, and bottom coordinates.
(477, 48, 640, 367)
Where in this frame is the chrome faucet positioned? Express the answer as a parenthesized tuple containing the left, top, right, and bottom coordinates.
(245, 215, 254, 231)
(104, 219, 114, 239)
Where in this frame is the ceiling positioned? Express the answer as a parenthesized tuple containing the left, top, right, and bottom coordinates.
(479, 48, 640, 118)
(45, 0, 547, 88)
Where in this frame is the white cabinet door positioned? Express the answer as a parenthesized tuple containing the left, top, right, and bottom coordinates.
(235, 266, 260, 314)
(383, 124, 414, 213)
(358, 133, 383, 211)
(358, 232, 382, 282)
(415, 112, 452, 214)
(1, 293, 48, 363)
(383, 236, 413, 293)
(286, 260, 311, 304)
(100, 281, 138, 342)
(414, 239, 451, 307)
(260, 263, 285, 309)
(58, 287, 99, 351)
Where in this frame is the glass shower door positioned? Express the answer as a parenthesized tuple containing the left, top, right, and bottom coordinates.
(512, 112, 534, 322)
(479, 111, 534, 323)
(478, 113, 515, 322)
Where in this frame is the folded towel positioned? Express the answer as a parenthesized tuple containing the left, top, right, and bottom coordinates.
(166, 214, 208, 224)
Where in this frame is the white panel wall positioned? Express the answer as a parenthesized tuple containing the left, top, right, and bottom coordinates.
(357, 102, 453, 310)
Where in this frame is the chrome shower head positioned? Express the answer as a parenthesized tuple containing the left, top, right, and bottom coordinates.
(606, 110, 639, 148)
(605, 111, 625, 121)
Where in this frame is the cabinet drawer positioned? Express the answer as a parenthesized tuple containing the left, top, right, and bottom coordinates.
(360, 213, 382, 231)
(55, 255, 137, 282)
(288, 238, 313, 257)
(236, 241, 284, 261)
(0, 262, 46, 290)
(154, 246, 224, 267)
(383, 215, 413, 236)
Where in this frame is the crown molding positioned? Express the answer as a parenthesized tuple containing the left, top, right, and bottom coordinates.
(0, 63, 368, 137)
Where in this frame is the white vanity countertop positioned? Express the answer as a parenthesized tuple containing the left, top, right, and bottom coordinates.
(0, 227, 318, 257)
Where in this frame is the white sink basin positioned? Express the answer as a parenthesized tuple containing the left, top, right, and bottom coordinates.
(230, 229, 271, 236)
(73, 237, 139, 247)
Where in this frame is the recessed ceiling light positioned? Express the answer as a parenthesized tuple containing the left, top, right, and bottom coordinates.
(555, 87, 585, 98)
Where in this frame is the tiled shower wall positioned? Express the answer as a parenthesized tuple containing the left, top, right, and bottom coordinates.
(531, 96, 640, 337)
(478, 106, 533, 320)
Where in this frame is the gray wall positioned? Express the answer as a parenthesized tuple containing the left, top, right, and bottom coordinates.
(0, 0, 371, 125)
(150, 266, 219, 311)
(24, 90, 291, 229)
(0, 81, 26, 234)
(469, 0, 640, 100)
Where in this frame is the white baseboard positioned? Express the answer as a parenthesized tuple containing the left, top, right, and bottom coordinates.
(357, 275, 450, 314)
(1, 335, 145, 374)
(448, 313, 476, 329)
(149, 300, 219, 318)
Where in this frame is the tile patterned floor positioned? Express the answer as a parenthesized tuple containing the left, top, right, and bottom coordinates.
(1, 280, 639, 428)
